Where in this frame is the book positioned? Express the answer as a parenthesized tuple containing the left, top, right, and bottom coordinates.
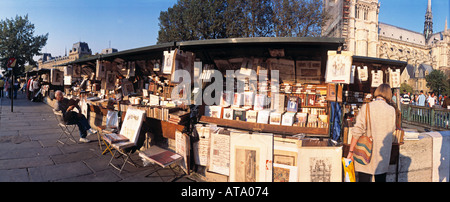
(287, 96, 300, 112)
(209, 106, 223, 119)
(294, 112, 308, 127)
(220, 91, 234, 107)
(233, 109, 246, 121)
(246, 110, 258, 123)
(257, 110, 271, 124)
(269, 112, 283, 125)
(103, 133, 129, 144)
(254, 94, 266, 111)
(270, 93, 286, 112)
(139, 146, 182, 168)
(232, 93, 244, 107)
(281, 112, 296, 126)
(223, 108, 234, 120)
(244, 92, 255, 108)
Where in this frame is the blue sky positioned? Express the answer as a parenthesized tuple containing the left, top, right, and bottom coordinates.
(0, 0, 448, 61)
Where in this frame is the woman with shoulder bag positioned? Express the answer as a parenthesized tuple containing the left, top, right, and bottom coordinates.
(347, 84, 396, 182)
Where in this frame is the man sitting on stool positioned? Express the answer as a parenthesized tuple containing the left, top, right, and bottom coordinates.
(54, 90, 97, 143)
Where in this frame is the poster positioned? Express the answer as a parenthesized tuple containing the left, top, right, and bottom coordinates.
(193, 125, 211, 166)
(268, 58, 295, 84)
(51, 69, 63, 86)
(163, 50, 175, 74)
(176, 130, 190, 174)
(208, 129, 230, 176)
(105, 71, 116, 90)
(298, 147, 342, 182)
(230, 132, 273, 182)
(325, 51, 353, 84)
(119, 108, 145, 145)
(389, 68, 401, 88)
(357, 66, 368, 81)
(371, 70, 384, 87)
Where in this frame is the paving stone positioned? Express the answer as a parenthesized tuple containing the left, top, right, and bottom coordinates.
(0, 156, 54, 170)
(28, 161, 93, 182)
(0, 169, 29, 182)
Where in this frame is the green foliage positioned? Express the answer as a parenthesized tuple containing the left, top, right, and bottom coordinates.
(157, 0, 328, 43)
(425, 70, 449, 95)
(400, 83, 414, 95)
(0, 14, 48, 75)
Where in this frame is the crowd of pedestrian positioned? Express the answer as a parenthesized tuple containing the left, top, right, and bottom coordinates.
(399, 90, 450, 109)
(0, 76, 42, 102)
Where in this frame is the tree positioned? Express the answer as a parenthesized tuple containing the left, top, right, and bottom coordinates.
(425, 70, 449, 95)
(0, 15, 48, 76)
(400, 83, 414, 95)
(157, 0, 328, 43)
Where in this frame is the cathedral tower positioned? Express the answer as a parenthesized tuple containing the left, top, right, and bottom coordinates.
(424, 0, 433, 42)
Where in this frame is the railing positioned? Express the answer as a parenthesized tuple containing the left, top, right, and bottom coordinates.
(400, 104, 450, 130)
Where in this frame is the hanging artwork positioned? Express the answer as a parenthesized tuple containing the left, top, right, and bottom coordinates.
(105, 71, 116, 90)
(298, 147, 342, 182)
(163, 50, 176, 75)
(357, 66, 368, 81)
(230, 132, 273, 182)
(73, 65, 81, 78)
(121, 79, 134, 96)
(51, 69, 64, 86)
(208, 128, 231, 176)
(371, 70, 384, 87)
(64, 65, 73, 76)
(325, 51, 353, 84)
(96, 60, 106, 80)
(389, 68, 401, 88)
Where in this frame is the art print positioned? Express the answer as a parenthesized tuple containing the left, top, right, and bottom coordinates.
(230, 132, 273, 182)
(298, 147, 342, 182)
(209, 130, 230, 176)
(325, 51, 353, 84)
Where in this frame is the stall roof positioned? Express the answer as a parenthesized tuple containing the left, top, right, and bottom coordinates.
(58, 37, 345, 66)
(353, 55, 408, 68)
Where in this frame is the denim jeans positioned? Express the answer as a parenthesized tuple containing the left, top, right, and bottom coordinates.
(67, 113, 91, 138)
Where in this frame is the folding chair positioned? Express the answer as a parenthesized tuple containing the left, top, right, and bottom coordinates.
(53, 109, 78, 145)
(107, 108, 146, 174)
(97, 110, 119, 156)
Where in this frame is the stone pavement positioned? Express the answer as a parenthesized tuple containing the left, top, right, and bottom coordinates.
(0, 93, 200, 182)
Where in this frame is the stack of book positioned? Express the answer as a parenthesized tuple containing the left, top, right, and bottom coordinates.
(102, 133, 129, 144)
(168, 110, 190, 125)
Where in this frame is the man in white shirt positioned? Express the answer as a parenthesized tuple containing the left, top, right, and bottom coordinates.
(428, 92, 436, 107)
(29, 77, 35, 98)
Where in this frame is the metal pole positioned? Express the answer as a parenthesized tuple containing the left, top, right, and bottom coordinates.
(11, 72, 14, 112)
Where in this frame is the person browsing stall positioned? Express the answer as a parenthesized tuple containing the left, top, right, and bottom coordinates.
(54, 90, 97, 143)
(347, 84, 396, 182)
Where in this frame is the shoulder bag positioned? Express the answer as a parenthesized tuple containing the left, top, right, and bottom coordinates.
(353, 103, 373, 165)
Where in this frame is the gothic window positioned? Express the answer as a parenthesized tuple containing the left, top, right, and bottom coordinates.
(364, 9, 368, 20)
(355, 6, 359, 19)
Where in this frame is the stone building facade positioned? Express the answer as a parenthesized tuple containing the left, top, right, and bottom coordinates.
(322, 0, 449, 93)
(38, 42, 92, 71)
